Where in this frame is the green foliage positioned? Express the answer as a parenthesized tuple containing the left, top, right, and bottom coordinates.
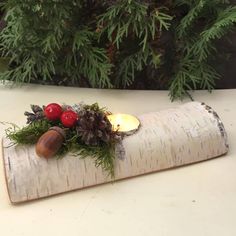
(6, 120, 52, 144)
(0, 0, 172, 89)
(0, 0, 235, 99)
(0, 1, 112, 86)
(99, 1, 172, 50)
(69, 27, 112, 87)
(0, 57, 9, 72)
(193, 6, 236, 62)
(170, 0, 236, 100)
(98, 0, 172, 87)
(116, 46, 150, 87)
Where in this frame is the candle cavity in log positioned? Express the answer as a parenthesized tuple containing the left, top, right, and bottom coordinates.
(35, 127, 65, 158)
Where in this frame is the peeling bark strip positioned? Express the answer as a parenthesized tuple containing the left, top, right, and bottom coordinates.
(2, 102, 228, 203)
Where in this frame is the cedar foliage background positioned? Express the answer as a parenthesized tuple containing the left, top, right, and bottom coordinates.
(0, 0, 235, 100)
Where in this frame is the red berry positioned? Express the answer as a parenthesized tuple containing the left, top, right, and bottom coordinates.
(61, 110, 78, 128)
(44, 103, 62, 121)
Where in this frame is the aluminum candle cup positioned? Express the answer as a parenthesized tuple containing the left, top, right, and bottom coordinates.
(107, 114, 140, 133)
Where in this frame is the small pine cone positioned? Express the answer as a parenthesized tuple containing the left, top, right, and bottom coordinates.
(76, 108, 118, 146)
(24, 105, 45, 124)
(31, 105, 43, 113)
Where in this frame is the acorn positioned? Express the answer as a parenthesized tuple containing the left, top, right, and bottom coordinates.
(35, 127, 65, 158)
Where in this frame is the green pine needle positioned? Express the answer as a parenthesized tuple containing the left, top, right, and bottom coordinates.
(6, 120, 52, 145)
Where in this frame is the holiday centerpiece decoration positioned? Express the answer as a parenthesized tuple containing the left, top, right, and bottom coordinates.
(5, 102, 124, 177)
(2, 102, 228, 203)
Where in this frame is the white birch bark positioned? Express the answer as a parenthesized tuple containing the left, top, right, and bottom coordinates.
(2, 102, 228, 203)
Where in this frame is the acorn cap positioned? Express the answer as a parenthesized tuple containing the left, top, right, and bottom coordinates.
(49, 126, 66, 139)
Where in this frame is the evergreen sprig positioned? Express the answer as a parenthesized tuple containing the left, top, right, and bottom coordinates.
(6, 120, 52, 145)
(98, 0, 172, 87)
(98, 1, 172, 50)
(170, 0, 236, 100)
(193, 6, 236, 62)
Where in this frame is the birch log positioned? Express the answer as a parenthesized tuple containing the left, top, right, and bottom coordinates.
(2, 102, 229, 203)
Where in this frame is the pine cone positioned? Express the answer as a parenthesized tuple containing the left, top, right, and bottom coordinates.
(76, 106, 118, 146)
(24, 105, 45, 124)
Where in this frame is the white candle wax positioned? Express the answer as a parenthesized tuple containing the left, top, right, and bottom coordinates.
(107, 114, 140, 132)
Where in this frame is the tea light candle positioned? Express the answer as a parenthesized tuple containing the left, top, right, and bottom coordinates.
(107, 114, 140, 133)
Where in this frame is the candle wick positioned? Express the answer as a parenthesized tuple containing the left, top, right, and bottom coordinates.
(116, 124, 120, 132)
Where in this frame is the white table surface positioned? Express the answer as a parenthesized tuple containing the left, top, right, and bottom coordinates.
(0, 84, 236, 236)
